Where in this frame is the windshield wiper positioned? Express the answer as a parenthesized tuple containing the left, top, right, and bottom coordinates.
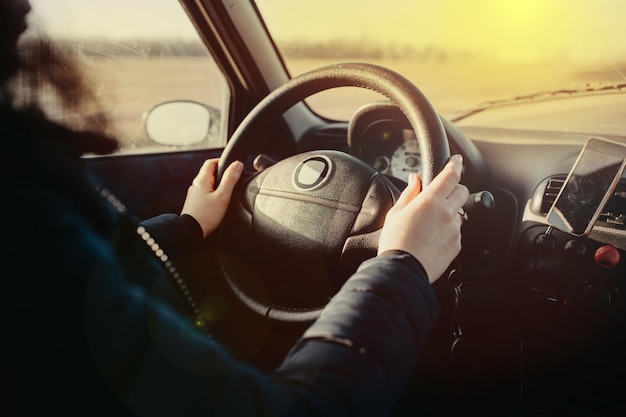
(451, 81, 626, 123)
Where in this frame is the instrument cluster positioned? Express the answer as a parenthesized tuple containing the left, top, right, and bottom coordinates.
(351, 119, 421, 183)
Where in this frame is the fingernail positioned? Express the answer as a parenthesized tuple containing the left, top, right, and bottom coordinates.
(408, 173, 415, 186)
(233, 160, 243, 174)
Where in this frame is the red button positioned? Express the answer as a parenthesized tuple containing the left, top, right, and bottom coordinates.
(594, 245, 621, 269)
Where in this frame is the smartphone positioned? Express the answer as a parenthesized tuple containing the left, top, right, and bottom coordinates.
(546, 138, 626, 237)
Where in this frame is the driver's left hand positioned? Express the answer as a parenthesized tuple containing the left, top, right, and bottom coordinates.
(181, 158, 243, 238)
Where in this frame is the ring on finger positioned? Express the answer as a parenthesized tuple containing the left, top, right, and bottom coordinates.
(458, 207, 468, 222)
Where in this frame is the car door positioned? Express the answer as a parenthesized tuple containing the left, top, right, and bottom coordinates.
(29, 0, 270, 223)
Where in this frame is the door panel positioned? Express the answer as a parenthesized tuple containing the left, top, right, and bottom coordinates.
(83, 150, 221, 221)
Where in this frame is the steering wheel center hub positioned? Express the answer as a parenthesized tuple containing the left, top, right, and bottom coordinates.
(292, 155, 333, 191)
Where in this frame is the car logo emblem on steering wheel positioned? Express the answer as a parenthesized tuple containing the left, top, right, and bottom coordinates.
(292, 155, 333, 191)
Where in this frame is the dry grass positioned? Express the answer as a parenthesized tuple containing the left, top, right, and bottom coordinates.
(76, 56, 624, 150)
(287, 59, 626, 120)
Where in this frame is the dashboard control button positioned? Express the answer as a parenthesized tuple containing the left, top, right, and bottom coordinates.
(564, 240, 587, 262)
(594, 245, 620, 269)
(534, 233, 556, 254)
(583, 285, 612, 312)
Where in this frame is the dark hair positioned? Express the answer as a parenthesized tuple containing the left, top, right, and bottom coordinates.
(3, 33, 118, 155)
(1, 31, 120, 230)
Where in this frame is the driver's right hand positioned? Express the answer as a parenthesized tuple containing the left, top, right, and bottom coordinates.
(377, 154, 468, 283)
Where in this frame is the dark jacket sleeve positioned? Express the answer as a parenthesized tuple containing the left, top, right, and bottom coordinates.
(6, 182, 439, 416)
(270, 251, 440, 416)
(138, 213, 204, 261)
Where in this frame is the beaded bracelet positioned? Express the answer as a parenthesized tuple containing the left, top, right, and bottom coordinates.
(136, 225, 208, 331)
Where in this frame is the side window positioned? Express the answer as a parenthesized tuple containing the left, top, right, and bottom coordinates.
(28, 0, 229, 154)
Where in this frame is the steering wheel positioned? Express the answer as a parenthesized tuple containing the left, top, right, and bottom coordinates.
(216, 62, 450, 323)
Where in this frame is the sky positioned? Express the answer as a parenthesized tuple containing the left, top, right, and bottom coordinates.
(256, 0, 626, 64)
(28, 0, 626, 64)
(29, 0, 200, 40)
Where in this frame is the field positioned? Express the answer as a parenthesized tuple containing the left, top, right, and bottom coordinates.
(286, 59, 626, 120)
(81, 57, 226, 151)
(78, 57, 625, 151)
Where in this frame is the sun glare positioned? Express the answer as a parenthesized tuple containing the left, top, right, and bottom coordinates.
(258, 0, 626, 65)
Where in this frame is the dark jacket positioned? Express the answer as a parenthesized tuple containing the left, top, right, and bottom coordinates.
(1, 107, 439, 416)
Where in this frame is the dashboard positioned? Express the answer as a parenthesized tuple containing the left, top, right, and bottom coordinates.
(339, 97, 626, 414)
(342, 98, 626, 355)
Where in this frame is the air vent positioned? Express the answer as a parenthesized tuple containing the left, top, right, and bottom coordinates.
(302, 125, 349, 152)
(598, 181, 626, 229)
(541, 176, 566, 214)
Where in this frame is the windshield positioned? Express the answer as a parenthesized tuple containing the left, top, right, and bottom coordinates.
(255, 0, 626, 121)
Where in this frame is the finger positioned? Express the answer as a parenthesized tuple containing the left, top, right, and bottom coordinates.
(395, 173, 422, 208)
(447, 183, 470, 209)
(425, 154, 463, 197)
(192, 159, 219, 190)
(215, 160, 243, 197)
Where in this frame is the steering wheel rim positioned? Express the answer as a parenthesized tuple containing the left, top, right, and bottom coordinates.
(216, 62, 450, 323)
(218, 62, 449, 186)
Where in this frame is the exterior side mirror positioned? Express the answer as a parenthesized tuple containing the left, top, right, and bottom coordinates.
(144, 101, 211, 146)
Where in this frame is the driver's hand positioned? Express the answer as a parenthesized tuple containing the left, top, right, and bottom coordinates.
(181, 158, 243, 238)
(377, 154, 468, 283)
